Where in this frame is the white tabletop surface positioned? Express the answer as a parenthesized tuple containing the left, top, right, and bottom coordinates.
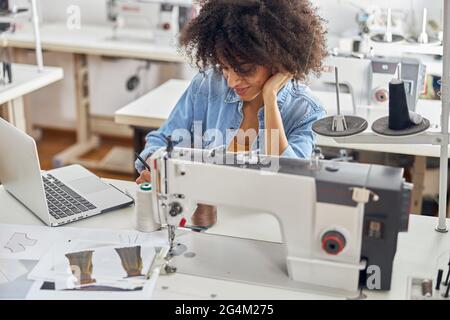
(0, 64, 63, 104)
(6, 23, 184, 62)
(115, 78, 447, 157)
(115, 79, 190, 128)
(0, 178, 449, 300)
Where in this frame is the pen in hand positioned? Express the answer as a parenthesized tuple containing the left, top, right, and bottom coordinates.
(135, 152, 151, 171)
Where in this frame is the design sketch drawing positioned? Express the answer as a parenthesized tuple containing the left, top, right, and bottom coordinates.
(4, 233, 37, 253)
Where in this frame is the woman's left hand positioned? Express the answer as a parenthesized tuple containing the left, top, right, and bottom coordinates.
(262, 72, 293, 103)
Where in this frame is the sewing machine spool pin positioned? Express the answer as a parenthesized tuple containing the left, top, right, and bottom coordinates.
(417, 8, 429, 44)
(332, 67, 348, 132)
(370, 8, 404, 43)
(312, 67, 368, 137)
(384, 8, 393, 43)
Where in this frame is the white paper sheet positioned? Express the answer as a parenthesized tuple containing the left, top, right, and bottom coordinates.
(26, 239, 164, 300)
(0, 223, 168, 299)
(0, 225, 62, 260)
(25, 276, 158, 300)
(0, 223, 168, 261)
(29, 240, 159, 284)
(0, 259, 28, 284)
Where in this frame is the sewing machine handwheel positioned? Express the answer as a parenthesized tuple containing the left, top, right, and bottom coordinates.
(322, 231, 346, 255)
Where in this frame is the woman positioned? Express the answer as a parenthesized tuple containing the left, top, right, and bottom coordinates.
(136, 0, 327, 228)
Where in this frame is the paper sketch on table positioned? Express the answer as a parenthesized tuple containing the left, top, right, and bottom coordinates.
(28, 240, 163, 299)
(0, 223, 168, 298)
(0, 223, 168, 261)
(0, 259, 28, 284)
(28, 239, 164, 289)
(0, 224, 61, 260)
(25, 277, 157, 300)
(4, 233, 37, 253)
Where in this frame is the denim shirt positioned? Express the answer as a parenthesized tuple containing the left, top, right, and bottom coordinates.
(136, 69, 326, 173)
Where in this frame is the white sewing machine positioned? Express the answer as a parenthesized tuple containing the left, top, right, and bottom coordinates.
(106, 0, 195, 44)
(148, 147, 411, 296)
(311, 54, 426, 112)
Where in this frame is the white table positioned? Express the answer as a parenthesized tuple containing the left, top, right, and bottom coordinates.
(0, 63, 63, 133)
(5, 22, 185, 174)
(0, 178, 449, 300)
(115, 79, 190, 129)
(7, 23, 184, 62)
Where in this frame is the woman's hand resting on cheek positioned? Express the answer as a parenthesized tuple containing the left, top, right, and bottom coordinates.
(262, 72, 293, 103)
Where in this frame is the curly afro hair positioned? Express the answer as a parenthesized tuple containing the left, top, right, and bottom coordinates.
(179, 0, 328, 82)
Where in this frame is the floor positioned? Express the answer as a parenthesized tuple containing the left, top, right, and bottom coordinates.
(36, 128, 135, 182)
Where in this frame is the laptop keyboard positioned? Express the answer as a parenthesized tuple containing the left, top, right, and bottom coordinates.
(43, 174, 97, 220)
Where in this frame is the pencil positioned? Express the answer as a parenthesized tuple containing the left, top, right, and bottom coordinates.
(135, 152, 151, 171)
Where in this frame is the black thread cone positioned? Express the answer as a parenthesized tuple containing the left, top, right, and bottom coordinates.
(388, 80, 411, 130)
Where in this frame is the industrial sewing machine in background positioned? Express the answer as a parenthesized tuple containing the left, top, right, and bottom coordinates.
(106, 0, 196, 45)
(310, 53, 426, 113)
(147, 147, 412, 296)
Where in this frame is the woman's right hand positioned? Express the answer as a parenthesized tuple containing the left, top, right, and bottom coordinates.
(136, 170, 151, 184)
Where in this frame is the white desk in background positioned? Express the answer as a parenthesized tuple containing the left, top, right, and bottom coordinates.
(6, 23, 184, 62)
(0, 178, 449, 300)
(0, 63, 63, 134)
(115, 79, 446, 213)
(115, 79, 189, 129)
(5, 23, 185, 174)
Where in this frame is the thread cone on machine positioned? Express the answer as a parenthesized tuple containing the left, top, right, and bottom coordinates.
(115, 246, 144, 277)
(388, 80, 412, 130)
(65, 250, 97, 285)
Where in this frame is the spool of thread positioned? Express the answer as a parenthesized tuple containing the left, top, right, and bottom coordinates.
(134, 183, 160, 233)
(388, 79, 411, 130)
(421, 279, 433, 297)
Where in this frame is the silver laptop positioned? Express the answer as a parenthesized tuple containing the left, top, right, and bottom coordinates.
(0, 118, 134, 226)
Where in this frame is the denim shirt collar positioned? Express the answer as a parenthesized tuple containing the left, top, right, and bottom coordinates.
(224, 88, 241, 104)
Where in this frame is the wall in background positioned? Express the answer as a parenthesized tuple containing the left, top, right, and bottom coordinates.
(32, 0, 445, 35)
(39, 0, 109, 25)
(314, 0, 443, 42)
(39, 0, 161, 27)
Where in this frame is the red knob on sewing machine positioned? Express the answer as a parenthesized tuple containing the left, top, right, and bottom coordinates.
(321, 231, 346, 255)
